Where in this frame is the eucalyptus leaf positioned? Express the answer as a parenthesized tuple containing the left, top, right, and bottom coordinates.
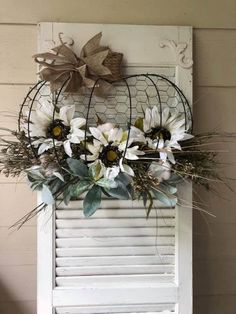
(72, 180, 92, 197)
(116, 172, 132, 186)
(96, 178, 118, 189)
(127, 183, 135, 199)
(67, 158, 88, 178)
(41, 185, 55, 205)
(27, 168, 45, 180)
(142, 192, 147, 207)
(152, 189, 177, 207)
(30, 181, 43, 191)
(105, 180, 130, 200)
(167, 174, 184, 185)
(83, 185, 102, 217)
(49, 178, 64, 195)
(53, 172, 65, 182)
(159, 182, 178, 195)
(89, 162, 103, 181)
(27, 174, 36, 183)
(27, 172, 45, 182)
(63, 186, 72, 205)
(101, 188, 113, 198)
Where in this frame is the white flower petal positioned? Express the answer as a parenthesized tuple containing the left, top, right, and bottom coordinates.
(159, 151, 167, 162)
(98, 123, 114, 133)
(143, 108, 152, 132)
(108, 128, 123, 143)
(87, 143, 101, 155)
(119, 159, 134, 176)
(70, 117, 86, 129)
(167, 151, 175, 164)
(124, 145, 145, 160)
(38, 142, 52, 155)
(182, 133, 194, 140)
(80, 154, 98, 161)
(68, 134, 81, 144)
(59, 105, 75, 125)
(151, 106, 160, 128)
(89, 127, 108, 145)
(105, 166, 120, 180)
(130, 126, 146, 143)
(158, 139, 165, 149)
(161, 107, 170, 125)
(36, 103, 54, 125)
(118, 141, 126, 151)
(63, 140, 73, 157)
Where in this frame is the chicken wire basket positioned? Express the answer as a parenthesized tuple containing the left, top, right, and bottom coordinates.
(18, 73, 193, 164)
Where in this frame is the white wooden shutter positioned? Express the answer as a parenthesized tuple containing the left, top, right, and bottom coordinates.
(37, 23, 193, 314)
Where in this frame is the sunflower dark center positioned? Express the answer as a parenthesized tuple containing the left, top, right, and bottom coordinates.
(46, 119, 70, 141)
(146, 127, 171, 141)
(99, 144, 121, 167)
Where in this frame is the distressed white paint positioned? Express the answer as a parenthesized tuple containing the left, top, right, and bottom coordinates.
(37, 23, 192, 314)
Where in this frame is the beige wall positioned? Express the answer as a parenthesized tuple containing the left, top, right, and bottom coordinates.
(0, 1, 236, 313)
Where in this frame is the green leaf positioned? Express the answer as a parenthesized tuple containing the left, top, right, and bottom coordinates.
(63, 186, 72, 205)
(67, 158, 88, 178)
(83, 185, 102, 217)
(96, 178, 118, 189)
(152, 189, 177, 207)
(105, 180, 130, 200)
(116, 172, 132, 186)
(159, 182, 177, 195)
(142, 192, 147, 207)
(89, 162, 103, 181)
(30, 181, 43, 191)
(146, 192, 154, 218)
(101, 188, 113, 198)
(41, 185, 55, 205)
(72, 180, 92, 197)
(167, 174, 183, 185)
(27, 174, 36, 183)
(53, 172, 64, 182)
(49, 178, 64, 195)
(27, 168, 45, 180)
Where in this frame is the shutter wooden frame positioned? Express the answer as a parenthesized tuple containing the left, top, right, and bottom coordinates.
(37, 23, 193, 314)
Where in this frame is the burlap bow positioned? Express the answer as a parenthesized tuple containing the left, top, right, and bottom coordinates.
(33, 33, 123, 94)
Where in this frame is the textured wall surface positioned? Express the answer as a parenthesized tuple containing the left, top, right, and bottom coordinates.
(0, 1, 236, 313)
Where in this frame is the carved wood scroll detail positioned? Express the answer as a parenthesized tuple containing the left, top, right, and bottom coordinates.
(160, 39, 193, 69)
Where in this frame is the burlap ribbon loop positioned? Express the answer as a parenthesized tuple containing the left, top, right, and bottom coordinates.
(33, 32, 123, 94)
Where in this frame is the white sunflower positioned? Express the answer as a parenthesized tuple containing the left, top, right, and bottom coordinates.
(27, 101, 86, 157)
(142, 106, 193, 163)
(81, 123, 144, 179)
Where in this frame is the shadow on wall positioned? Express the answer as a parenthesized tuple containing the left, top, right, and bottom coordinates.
(0, 281, 36, 314)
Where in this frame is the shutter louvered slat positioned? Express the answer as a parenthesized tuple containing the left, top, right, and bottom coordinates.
(56, 264, 174, 276)
(57, 312, 174, 314)
(56, 246, 175, 257)
(55, 200, 175, 288)
(57, 199, 172, 210)
(56, 218, 175, 228)
(56, 255, 174, 267)
(56, 208, 175, 219)
(56, 227, 175, 237)
(55, 303, 175, 313)
(56, 274, 174, 287)
(56, 236, 174, 247)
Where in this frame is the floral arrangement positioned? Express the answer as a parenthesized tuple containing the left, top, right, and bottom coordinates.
(0, 33, 233, 228)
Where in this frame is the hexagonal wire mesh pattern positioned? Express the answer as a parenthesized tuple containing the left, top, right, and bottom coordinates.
(19, 67, 192, 159)
(36, 67, 190, 122)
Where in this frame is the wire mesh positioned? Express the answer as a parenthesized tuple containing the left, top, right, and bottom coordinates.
(18, 70, 192, 164)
